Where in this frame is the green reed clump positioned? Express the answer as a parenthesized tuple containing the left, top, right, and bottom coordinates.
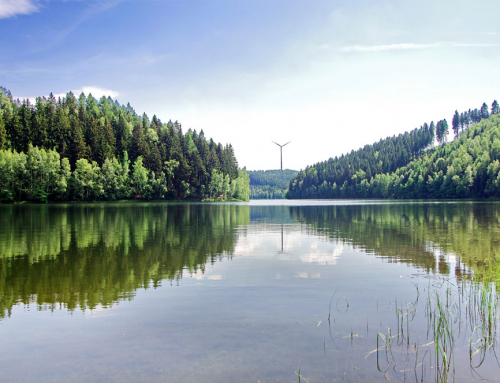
(370, 271, 500, 382)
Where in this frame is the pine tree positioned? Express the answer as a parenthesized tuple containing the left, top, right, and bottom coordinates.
(0, 111, 6, 150)
(481, 102, 490, 119)
(115, 113, 130, 157)
(131, 121, 148, 162)
(492, 100, 500, 115)
(452, 110, 460, 138)
(54, 105, 71, 154)
(44, 93, 57, 149)
(463, 111, 470, 128)
(69, 117, 91, 166)
(31, 98, 47, 148)
(5, 111, 22, 151)
(429, 121, 435, 146)
(18, 100, 32, 152)
(146, 144, 162, 176)
(103, 117, 116, 158)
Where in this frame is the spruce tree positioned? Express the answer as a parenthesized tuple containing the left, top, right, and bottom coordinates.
(452, 110, 460, 138)
(492, 100, 500, 115)
(481, 103, 490, 119)
(429, 121, 435, 146)
(131, 121, 148, 162)
(69, 117, 91, 166)
(0, 112, 6, 150)
(18, 100, 32, 152)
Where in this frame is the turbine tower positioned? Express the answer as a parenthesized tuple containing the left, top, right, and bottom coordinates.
(272, 141, 291, 171)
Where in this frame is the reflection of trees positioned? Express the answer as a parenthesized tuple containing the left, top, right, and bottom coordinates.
(3, 202, 499, 318)
(0, 204, 249, 318)
(289, 203, 500, 277)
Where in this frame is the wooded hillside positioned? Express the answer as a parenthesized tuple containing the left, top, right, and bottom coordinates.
(287, 100, 499, 199)
(0, 87, 249, 202)
(248, 169, 297, 199)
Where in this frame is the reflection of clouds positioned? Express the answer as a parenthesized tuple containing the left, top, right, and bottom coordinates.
(295, 272, 321, 279)
(207, 275, 222, 280)
(189, 270, 205, 280)
(188, 270, 223, 281)
(300, 245, 343, 265)
(233, 229, 302, 256)
(424, 241, 460, 277)
(233, 224, 345, 263)
(233, 239, 259, 256)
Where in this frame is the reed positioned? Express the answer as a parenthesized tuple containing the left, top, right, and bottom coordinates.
(366, 266, 500, 382)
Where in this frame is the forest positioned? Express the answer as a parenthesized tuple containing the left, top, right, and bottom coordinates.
(248, 169, 297, 199)
(0, 87, 249, 202)
(287, 100, 500, 199)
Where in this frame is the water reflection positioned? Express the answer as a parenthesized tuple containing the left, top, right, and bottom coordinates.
(0, 203, 249, 317)
(289, 202, 500, 278)
(1, 202, 500, 319)
(1, 201, 500, 382)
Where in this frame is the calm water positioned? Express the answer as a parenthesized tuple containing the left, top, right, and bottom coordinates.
(0, 200, 499, 382)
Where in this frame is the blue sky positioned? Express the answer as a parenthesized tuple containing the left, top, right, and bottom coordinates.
(1, 0, 499, 170)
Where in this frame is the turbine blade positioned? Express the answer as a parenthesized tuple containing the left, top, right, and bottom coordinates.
(272, 141, 281, 146)
(283, 141, 291, 146)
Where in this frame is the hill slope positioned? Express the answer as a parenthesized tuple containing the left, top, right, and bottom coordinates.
(287, 101, 499, 199)
(248, 169, 297, 199)
(0, 87, 249, 202)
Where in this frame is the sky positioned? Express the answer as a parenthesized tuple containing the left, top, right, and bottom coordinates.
(1, 0, 499, 171)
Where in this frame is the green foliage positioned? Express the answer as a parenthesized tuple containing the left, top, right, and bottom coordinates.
(248, 169, 297, 199)
(71, 158, 103, 201)
(132, 156, 149, 198)
(288, 101, 500, 200)
(0, 87, 248, 202)
(205, 168, 249, 201)
(0, 190, 12, 203)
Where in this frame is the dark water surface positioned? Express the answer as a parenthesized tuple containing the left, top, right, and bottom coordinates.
(0, 200, 499, 382)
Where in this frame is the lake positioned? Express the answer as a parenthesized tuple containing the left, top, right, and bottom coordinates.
(0, 200, 499, 382)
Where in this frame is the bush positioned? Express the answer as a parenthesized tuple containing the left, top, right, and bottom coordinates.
(0, 190, 13, 203)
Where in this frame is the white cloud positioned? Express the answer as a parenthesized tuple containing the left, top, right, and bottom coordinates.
(341, 43, 439, 52)
(0, 0, 38, 18)
(80, 86, 120, 99)
(341, 42, 495, 52)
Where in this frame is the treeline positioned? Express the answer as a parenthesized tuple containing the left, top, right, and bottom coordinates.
(287, 100, 499, 199)
(0, 87, 248, 201)
(248, 169, 297, 199)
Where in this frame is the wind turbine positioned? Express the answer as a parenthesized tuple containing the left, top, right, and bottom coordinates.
(272, 141, 291, 171)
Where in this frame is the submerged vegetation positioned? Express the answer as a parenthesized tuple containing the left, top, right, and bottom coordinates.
(369, 272, 500, 382)
(290, 203, 500, 381)
(288, 101, 500, 199)
(0, 87, 248, 201)
(1, 201, 500, 381)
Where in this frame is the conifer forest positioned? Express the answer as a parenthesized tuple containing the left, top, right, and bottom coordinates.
(248, 169, 297, 199)
(287, 101, 500, 199)
(0, 88, 249, 202)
